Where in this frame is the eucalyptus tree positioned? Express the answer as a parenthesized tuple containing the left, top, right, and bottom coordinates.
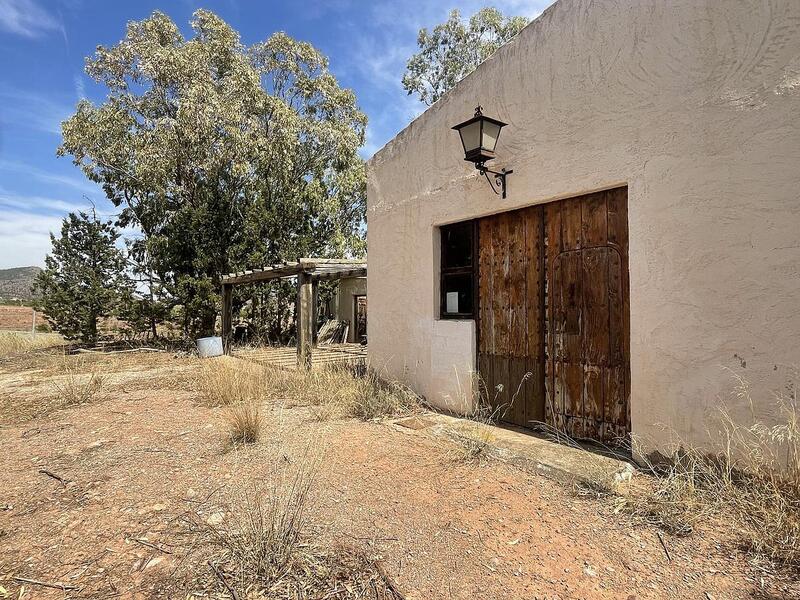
(402, 8, 529, 106)
(60, 10, 367, 336)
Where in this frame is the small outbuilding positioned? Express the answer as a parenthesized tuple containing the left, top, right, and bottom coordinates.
(366, 0, 800, 454)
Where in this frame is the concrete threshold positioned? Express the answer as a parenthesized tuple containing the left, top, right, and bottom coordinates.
(389, 412, 636, 491)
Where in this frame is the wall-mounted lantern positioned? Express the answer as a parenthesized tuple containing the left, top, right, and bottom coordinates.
(452, 106, 513, 198)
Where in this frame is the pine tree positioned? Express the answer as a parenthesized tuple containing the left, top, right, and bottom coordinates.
(34, 210, 132, 344)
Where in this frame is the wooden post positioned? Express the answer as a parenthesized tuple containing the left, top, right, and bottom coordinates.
(312, 281, 319, 347)
(221, 283, 233, 355)
(297, 272, 316, 369)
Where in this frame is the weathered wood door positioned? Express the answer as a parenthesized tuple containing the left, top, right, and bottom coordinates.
(476, 187, 630, 443)
(544, 187, 630, 443)
(477, 206, 545, 428)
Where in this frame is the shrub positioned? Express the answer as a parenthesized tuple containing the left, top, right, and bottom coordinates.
(183, 453, 403, 598)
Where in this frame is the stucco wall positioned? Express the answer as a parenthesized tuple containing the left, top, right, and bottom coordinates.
(333, 277, 367, 343)
(366, 0, 800, 452)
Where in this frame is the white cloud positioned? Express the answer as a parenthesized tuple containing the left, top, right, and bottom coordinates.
(0, 0, 61, 38)
(0, 88, 75, 135)
(0, 159, 99, 196)
(0, 187, 124, 269)
(74, 74, 86, 100)
(0, 188, 78, 214)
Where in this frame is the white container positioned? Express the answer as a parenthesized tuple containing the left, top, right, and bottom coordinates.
(196, 336, 223, 358)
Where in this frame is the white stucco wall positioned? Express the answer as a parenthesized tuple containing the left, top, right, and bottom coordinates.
(366, 0, 800, 451)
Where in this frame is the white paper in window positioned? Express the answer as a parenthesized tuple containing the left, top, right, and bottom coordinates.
(446, 291, 459, 313)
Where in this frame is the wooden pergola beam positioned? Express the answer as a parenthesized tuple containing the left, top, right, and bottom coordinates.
(221, 260, 366, 285)
(311, 268, 367, 282)
(221, 263, 304, 285)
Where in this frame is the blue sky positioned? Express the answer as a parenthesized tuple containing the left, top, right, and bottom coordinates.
(0, 0, 550, 268)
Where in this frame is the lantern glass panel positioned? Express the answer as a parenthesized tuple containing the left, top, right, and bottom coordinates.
(481, 120, 501, 152)
(458, 120, 482, 153)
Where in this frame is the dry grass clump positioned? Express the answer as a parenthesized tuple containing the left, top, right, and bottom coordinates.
(449, 422, 497, 464)
(225, 401, 262, 445)
(623, 374, 800, 566)
(196, 357, 419, 422)
(0, 332, 64, 357)
(197, 357, 269, 407)
(277, 363, 420, 421)
(447, 372, 531, 464)
(197, 358, 268, 445)
(339, 368, 420, 421)
(182, 453, 401, 598)
(51, 358, 106, 409)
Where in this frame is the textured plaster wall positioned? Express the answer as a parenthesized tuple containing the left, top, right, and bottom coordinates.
(366, 0, 800, 451)
(334, 277, 367, 343)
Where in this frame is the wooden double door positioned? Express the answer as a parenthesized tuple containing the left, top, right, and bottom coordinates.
(476, 187, 630, 444)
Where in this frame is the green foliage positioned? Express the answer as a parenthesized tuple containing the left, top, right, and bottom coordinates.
(402, 8, 529, 106)
(33, 211, 131, 344)
(117, 244, 171, 339)
(59, 10, 367, 337)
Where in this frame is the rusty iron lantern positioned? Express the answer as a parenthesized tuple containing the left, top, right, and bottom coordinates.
(452, 105, 513, 198)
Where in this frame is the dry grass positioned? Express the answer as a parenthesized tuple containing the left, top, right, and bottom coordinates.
(448, 422, 498, 464)
(0, 331, 64, 357)
(620, 373, 800, 567)
(197, 358, 419, 422)
(181, 450, 400, 599)
(197, 357, 268, 407)
(50, 357, 107, 410)
(0, 350, 192, 426)
(197, 358, 267, 445)
(447, 371, 531, 464)
(225, 401, 262, 445)
(337, 368, 420, 421)
(257, 362, 419, 421)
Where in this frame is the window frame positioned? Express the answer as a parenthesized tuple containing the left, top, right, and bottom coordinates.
(439, 220, 478, 320)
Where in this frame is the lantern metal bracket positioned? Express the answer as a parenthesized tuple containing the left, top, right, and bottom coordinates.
(477, 162, 513, 199)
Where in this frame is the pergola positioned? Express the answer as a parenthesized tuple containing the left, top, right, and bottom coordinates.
(220, 258, 367, 368)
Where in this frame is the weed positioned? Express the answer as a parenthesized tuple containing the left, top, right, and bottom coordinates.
(622, 372, 800, 565)
(197, 357, 267, 407)
(225, 401, 262, 445)
(263, 362, 415, 419)
(182, 450, 401, 598)
(449, 422, 497, 464)
(51, 358, 106, 409)
(447, 371, 530, 464)
(340, 368, 419, 421)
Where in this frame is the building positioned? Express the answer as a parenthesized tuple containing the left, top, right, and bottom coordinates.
(366, 0, 800, 454)
(332, 277, 367, 344)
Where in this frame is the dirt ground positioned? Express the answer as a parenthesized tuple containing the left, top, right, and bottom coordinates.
(0, 351, 797, 599)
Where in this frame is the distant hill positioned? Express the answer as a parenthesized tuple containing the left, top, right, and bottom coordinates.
(0, 266, 42, 302)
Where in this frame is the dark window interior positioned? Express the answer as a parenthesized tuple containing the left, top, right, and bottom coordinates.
(440, 221, 476, 319)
